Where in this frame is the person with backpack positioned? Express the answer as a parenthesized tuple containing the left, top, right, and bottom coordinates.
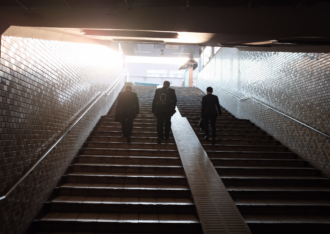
(201, 86, 222, 145)
(152, 81, 177, 144)
(115, 85, 139, 143)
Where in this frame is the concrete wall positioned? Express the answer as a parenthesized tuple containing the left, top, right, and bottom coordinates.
(197, 48, 330, 177)
(0, 32, 124, 234)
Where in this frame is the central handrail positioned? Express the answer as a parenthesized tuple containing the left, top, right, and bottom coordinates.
(214, 85, 330, 139)
(0, 74, 124, 201)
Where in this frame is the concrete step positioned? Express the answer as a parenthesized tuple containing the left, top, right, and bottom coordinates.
(86, 141, 177, 150)
(215, 166, 319, 176)
(83, 148, 179, 157)
(78, 155, 181, 165)
(221, 176, 330, 187)
(211, 158, 304, 167)
(67, 172, 187, 185)
(58, 183, 191, 198)
(50, 197, 196, 214)
(207, 151, 297, 159)
(72, 163, 185, 175)
(245, 215, 330, 234)
(90, 136, 176, 143)
(37, 212, 201, 233)
(204, 144, 287, 152)
(227, 187, 330, 199)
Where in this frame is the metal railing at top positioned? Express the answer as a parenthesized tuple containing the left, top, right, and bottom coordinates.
(209, 85, 330, 140)
(0, 74, 124, 201)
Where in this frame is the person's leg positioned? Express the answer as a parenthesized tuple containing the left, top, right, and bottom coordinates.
(127, 116, 134, 137)
(164, 115, 171, 139)
(203, 116, 210, 139)
(211, 116, 217, 145)
(157, 115, 165, 139)
(211, 116, 217, 137)
(121, 118, 127, 137)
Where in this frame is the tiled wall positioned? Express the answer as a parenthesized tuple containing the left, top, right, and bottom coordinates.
(0, 35, 124, 234)
(197, 48, 330, 177)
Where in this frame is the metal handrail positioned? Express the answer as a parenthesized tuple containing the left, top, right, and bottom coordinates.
(0, 75, 124, 201)
(215, 86, 330, 139)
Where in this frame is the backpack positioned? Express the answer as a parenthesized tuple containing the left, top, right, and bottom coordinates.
(157, 88, 171, 107)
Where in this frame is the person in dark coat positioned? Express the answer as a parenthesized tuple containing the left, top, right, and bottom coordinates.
(152, 81, 177, 144)
(201, 86, 222, 145)
(115, 86, 139, 143)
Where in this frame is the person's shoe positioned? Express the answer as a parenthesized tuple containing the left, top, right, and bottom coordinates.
(203, 135, 209, 140)
(157, 138, 162, 144)
(127, 137, 131, 143)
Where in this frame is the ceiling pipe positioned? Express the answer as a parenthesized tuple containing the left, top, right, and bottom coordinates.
(247, 0, 253, 9)
(15, 0, 29, 9)
(123, 0, 131, 9)
(63, 0, 75, 9)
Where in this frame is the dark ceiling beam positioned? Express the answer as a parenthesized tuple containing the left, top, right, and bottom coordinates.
(186, 0, 190, 9)
(247, 0, 253, 9)
(295, 0, 305, 8)
(63, 0, 75, 9)
(15, 0, 29, 9)
(123, 0, 131, 9)
(83, 30, 179, 39)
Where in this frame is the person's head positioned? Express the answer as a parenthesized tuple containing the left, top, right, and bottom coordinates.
(206, 87, 213, 94)
(126, 86, 132, 91)
(163, 81, 170, 88)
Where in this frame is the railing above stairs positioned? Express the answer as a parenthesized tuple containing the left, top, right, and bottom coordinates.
(0, 74, 125, 201)
(202, 86, 330, 140)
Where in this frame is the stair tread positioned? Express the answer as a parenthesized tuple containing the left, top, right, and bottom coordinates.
(212, 158, 302, 161)
(235, 199, 330, 205)
(80, 155, 180, 159)
(69, 172, 186, 178)
(40, 212, 199, 223)
(74, 163, 183, 168)
(52, 196, 194, 205)
(215, 166, 315, 169)
(243, 214, 330, 223)
(227, 186, 330, 191)
(221, 175, 326, 179)
(61, 183, 190, 190)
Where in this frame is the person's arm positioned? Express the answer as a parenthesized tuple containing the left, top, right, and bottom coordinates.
(172, 89, 177, 106)
(215, 96, 221, 116)
(152, 89, 158, 114)
(135, 93, 139, 115)
(201, 96, 205, 117)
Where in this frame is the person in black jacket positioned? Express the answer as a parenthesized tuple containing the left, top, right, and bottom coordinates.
(152, 81, 177, 144)
(115, 86, 139, 143)
(201, 86, 222, 145)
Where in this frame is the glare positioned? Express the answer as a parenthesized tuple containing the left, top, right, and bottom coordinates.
(126, 56, 189, 65)
(67, 43, 122, 67)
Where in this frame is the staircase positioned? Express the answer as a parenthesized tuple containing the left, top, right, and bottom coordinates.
(32, 86, 202, 234)
(175, 87, 330, 234)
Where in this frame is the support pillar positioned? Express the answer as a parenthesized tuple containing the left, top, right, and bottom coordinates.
(189, 65, 193, 87)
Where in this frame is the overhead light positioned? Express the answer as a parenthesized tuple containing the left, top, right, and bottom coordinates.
(112, 39, 164, 44)
(82, 30, 178, 39)
(80, 31, 86, 35)
(244, 40, 277, 45)
(134, 51, 152, 53)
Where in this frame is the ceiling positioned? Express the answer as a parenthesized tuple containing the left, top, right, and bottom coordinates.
(1, 0, 330, 55)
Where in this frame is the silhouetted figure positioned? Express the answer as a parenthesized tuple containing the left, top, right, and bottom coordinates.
(115, 86, 139, 143)
(152, 81, 177, 144)
(201, 86, 222, 145)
